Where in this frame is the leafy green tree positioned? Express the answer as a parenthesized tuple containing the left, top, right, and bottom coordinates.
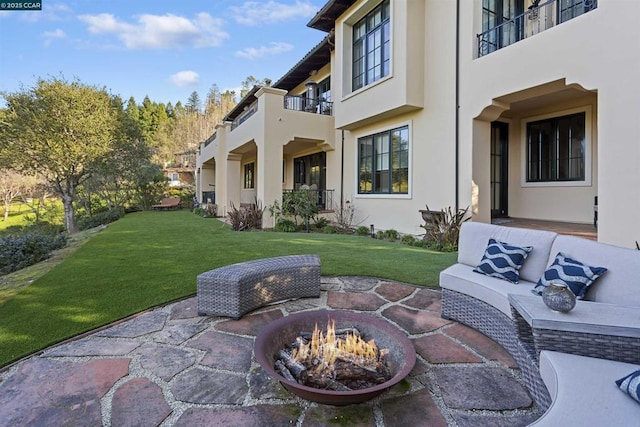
(0, 77, 118, 233)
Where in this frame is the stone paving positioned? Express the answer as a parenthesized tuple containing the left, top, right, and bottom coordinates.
(0, 277, 542, 426)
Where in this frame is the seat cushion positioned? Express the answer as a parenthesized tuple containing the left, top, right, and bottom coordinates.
(440, 263, 536, 317)
(531, 351, 640, 425)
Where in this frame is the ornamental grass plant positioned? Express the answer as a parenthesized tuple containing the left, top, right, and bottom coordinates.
(0, 210, 456, 367)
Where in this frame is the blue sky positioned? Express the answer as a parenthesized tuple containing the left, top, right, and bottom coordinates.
(0, 1, 327, 106)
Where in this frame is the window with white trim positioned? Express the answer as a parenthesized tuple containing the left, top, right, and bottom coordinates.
(352, 0, 390, 91)
(526, 112, 585, 182)
(358, 125, 408, 194)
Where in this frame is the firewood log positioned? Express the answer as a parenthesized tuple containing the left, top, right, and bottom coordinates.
(277, 349, 308, 382)
(275, 360, 296, 382)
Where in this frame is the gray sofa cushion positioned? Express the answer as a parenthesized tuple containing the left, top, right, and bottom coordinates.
(440, 263, 536, 317)
(531, 351, 640, 425)
(457, 222, 557, 283)
(549, 235, 640, 306)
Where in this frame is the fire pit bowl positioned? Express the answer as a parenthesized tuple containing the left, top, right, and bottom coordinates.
(254, 309, 416, 405)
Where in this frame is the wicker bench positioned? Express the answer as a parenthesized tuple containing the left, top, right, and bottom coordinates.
(197, 255, 321, 319)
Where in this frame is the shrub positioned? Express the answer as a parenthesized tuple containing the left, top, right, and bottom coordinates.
(355, 226, 370, 236)
(0, 228, 67, 275)
(228, 199, 265, 231)
(274, 218, 297, 232)
(333, 200, 366, 232)
(401, 234, 416, 245)
(268, 190, 318, 232)
(323, 225, 338, 234)
(77, 209, 124, 231)
(383, 229, 399, 241)
(193, 204, 217, 218)
(375, 230, 385, 239)
(313, 217, 330, 230)
(420, 205, 470, 251)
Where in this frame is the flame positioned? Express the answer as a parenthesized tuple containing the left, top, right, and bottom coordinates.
(292, 320, 383, 375)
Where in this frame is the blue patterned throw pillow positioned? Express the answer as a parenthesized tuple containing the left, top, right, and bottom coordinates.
(473, 238, 533, 284)
(532, 252, 607, 299)
(616, 369, 640, 405)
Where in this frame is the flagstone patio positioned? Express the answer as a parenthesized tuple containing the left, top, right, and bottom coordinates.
(0, 277, 543, 426)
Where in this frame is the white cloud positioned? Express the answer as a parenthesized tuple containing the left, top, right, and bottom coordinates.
(235, 41, 294, 60)
(78, 12, 229, 50)
(170, 71, 200, 88)
(43, 28, 66, 47)
(230, 1, 317, 26)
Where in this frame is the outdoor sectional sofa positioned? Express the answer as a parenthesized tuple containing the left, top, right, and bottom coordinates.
(440, 222, 640, 422)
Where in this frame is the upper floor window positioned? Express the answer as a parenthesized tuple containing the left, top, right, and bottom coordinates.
(526, 112, 585, 182)
(358, 125, 409, 194)
(481, 0, 524, 55)
(244, 162, 255, 189)
(318, 77, 331, 102)
(352, 0, 391, 91)
(558, 0, 597, 23)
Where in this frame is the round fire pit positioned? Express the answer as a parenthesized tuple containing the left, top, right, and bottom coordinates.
(254, 309, 416, 405)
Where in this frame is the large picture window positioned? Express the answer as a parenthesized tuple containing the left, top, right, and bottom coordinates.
(352, 0, 390, 91)
(243, 162, 255, 189)
(358, 126, 409, 194)
(527, 112, 585, 182)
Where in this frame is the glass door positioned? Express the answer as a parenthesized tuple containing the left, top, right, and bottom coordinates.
(491, 122, 509, 218)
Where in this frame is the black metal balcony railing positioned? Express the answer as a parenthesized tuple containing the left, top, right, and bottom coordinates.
(282, 188, 335, 211)
(284, 95, 333, 116)
(231, 103, 258, 131)
(477, 0, 597, 57)
(203, 133, 216, 148)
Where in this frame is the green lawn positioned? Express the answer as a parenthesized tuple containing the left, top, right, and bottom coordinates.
(0, 210, 456, 367)
(0, 200, 64, 231)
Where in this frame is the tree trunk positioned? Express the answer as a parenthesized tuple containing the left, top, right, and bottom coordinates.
(3, 198, 9, 221)
(63, 193, 78, 233)
(61, 179, 79, 234)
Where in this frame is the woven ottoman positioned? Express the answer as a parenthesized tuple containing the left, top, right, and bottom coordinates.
(197, 254, 321, 319)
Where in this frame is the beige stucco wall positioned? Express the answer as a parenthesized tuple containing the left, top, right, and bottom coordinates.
(459, 1, 640, 247)
(198, 86, 337, 225)
(333, 0, 426, 130)
(334, 0, 457, 236)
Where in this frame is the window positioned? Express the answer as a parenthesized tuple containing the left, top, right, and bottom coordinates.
(481, 0, 524, 55)
(558, 0, 597, 23)
(244, 162, 255, 189)
(358, 126, 409, 194)
(527, 112, 585, 182)
(352, 0, 391, 91)
(318, 77, 331, 102)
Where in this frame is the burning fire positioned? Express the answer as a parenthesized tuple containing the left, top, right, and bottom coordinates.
(292, 320, 388, 375)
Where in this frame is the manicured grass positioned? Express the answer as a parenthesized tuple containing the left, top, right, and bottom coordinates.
(0, 210, 456, 367)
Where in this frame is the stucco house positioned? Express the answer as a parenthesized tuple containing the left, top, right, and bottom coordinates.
(196, 0, 640, 249)
(164, 149, 196, 187)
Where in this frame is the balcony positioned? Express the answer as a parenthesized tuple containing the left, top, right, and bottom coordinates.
(477, 0, 597, 57)
(282, 188, 335, 211)
(284, 95, 333, 116)
(203, 133, 216, 148)
(230, 102, 258, 131)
